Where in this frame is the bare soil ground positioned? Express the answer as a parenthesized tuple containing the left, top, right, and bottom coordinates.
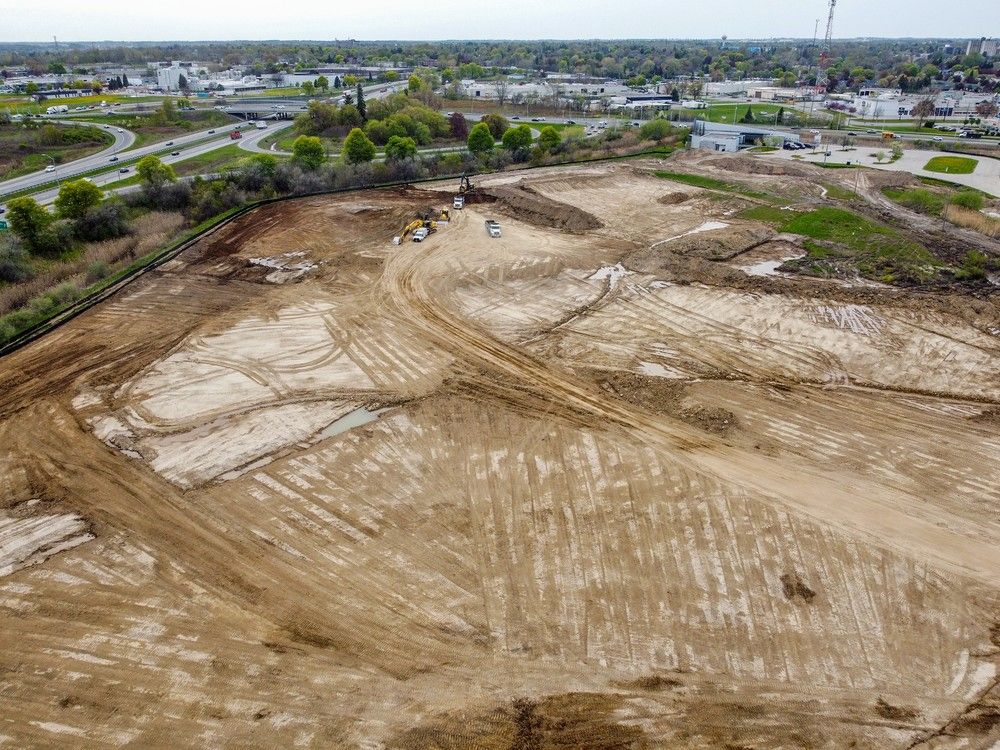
(1, 154, 1000, 749)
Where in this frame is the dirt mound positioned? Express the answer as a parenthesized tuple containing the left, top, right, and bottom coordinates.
(706, 153, 816, 177)
(659, 191, 691, 205)
(863, 170, 914, 189)
(481, 182, 603, 231)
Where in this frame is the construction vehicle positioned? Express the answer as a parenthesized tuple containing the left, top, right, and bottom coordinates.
(393, 209, 443, 244)
(229, 129, 243, 140)
(453, 195, 465, 210)
(881, 131, 896, 140)
(458, 173, 474, 195)
(485, 219, 501, 238)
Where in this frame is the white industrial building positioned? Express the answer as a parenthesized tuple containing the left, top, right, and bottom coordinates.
(690, 120, 793, 152)
(851, 90, 999, 120)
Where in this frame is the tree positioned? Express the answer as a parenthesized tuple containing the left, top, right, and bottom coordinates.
(776, 106, 785, 125)
(301, 80, 315, 96)
(408, 74, 422, 93)
(332, 76, 341, 89)
(911, 98, 935, 126)
(976, 100, 999, 120)
(177, 97, 192, 109)
(316, 75, 329, 91)
(136, 155, 177, 187)
(6, 197, 53, 251)
(384, 135, 417, 160)
(740, 105, 754, 123)
(343, 127, 376, 163)
(54, 179, 103, 221)
(501, 124, 532, 151)
(48, 62, 66, 74)
(292, 135, 326, 169)
(495, 78, 510, 106)
(356, 82, 366, 122)
(343, 74, 358, 87)
(639, 118, 673, 141)
(480, 113, 509, 140)
(178, 73, 189, 92)
(449, 111, 469, 140)
(25, 82, 39, 95)
(537, 125, 560, 152)
(467, 122, 495, 154)
(122, 73, 130, 87)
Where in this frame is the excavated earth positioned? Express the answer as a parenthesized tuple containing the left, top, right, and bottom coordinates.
(1, 154, 1000, 749)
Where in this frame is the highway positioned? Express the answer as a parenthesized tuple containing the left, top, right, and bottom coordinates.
(0, 121, 246, 200)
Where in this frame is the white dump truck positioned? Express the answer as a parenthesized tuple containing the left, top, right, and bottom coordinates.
(412, 227, 430, 242)
(485, 219, 501, 238)
(453, 195, 465, 209)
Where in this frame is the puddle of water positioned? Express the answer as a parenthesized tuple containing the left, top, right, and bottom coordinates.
(741, 254, 804, 277)
(319, 407, 388, 439)
(650, 221, 730, 250)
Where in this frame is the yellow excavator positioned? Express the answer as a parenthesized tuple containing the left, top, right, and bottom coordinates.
(392, 208, 449, 244)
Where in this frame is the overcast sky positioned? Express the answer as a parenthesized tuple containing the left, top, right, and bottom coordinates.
(2, 0, 998, 43)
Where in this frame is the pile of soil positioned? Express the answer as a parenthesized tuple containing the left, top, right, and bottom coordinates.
(658, 191, 691, 205)
(705, 153, 816, 178)
(481, 182, 603, 231)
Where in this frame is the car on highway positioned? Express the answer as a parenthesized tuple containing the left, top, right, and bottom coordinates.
(44, 165, 56, 173)
(0, 206, 5, 214)
(531, 117, 542, 122)
(118, 167, 129, 173)
(208, 129, 216, 134)
(511, 115, 520, 120)
(866, 129, 878, 134)
(932, 136, 944, 141)
(847, 131, 858, 136)
(166, 141, 174, 146)
(170, 151, 180, 156)
(109, 156, 119, 162)
(116, 128, 123, 133)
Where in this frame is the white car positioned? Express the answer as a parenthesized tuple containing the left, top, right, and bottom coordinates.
(932, 136, 944, 141)
(44, 165, 56, 173)
(116, 128, 123, 133)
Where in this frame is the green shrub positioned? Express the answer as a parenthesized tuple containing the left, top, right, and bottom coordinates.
(950, 191, 984, 211)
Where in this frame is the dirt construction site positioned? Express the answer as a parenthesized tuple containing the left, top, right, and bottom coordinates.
(1, 151, 1000, 748)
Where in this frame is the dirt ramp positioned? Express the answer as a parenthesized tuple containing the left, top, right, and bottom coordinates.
(481, 182, 604, 231)
(706, 153, 816, 177)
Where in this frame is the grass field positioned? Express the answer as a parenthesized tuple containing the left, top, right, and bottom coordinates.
(923, 156, 978, 174)
(882, 186, 946, 215)
(0, 121, 114, 181)
(782, 207, 939, 281)
(654, 170, 786, 203)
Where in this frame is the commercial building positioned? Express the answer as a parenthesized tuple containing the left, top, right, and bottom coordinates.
(690, 119, 793, 152)
(966, 38, 998, 57)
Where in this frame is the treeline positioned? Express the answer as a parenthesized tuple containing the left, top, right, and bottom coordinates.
(3, 39, 994, 93)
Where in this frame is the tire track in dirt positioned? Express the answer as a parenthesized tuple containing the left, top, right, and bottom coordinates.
(381, 239, 1000, 588)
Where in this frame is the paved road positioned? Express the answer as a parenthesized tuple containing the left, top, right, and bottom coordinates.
(0, 121, 249, 201)
(764, 145, 1000, 196)
(0, 119, 135, 198)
